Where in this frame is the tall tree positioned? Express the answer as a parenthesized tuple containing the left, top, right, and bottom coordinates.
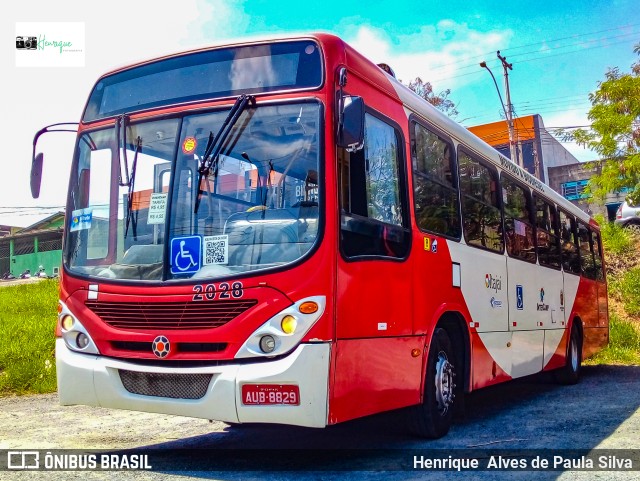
(406, 77, 459, 119)
(569, 44, 640, 204)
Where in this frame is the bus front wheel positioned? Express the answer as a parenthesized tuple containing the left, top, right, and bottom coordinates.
(410, 327, 456, 438)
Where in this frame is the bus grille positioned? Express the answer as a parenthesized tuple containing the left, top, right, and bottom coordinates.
(119, 370, 212, 399)
(86, 299, 258, 330)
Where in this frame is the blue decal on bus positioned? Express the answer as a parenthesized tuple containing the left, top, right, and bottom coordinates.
(170, 236, 202, 274)
(516, 285, 524, 310)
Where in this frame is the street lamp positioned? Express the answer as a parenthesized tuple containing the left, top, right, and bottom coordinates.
(479, 60, 519, 166)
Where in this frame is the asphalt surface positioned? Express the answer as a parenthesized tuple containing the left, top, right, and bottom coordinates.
(0, 365, 639, 480)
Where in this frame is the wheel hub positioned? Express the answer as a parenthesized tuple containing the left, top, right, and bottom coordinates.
(434, 351, 455, 415)
(570, 338, 579, 371)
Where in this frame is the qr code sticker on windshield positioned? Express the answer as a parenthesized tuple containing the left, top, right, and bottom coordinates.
(203, 235, 229, 265)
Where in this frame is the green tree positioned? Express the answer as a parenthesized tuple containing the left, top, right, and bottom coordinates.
(569, 44, 640, 204)
(406, 77, 459, 119)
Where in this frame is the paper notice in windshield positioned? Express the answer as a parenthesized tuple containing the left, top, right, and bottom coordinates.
(147, 193, 168, 225)
(203, 235, 229, 265)
(70, 208, 92, 232)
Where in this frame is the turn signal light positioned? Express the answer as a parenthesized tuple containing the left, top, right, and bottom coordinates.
(298, 301, 318, 315)
(61, 315, 74, 331)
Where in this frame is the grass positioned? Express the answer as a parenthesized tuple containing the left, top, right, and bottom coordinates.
(590, 220, 640, 365)
(586, 313, 640, 365)
(0, 279, 58, 395)
(609, 267, 640, 317)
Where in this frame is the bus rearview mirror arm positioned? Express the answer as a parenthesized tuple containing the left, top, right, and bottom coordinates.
(30, 122, 79, 198)
(336, 67, 365, 152)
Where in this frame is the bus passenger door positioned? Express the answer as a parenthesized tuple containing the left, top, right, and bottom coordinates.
(331, 88, 421, 423)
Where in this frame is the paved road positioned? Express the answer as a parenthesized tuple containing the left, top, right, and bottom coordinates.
(1, 365, 639, 480)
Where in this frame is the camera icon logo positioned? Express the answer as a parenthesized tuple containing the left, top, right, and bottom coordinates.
(16, 36, 38, 50)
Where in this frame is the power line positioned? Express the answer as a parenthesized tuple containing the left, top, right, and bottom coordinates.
(426, 23, 640, 73)
(428, 33, 639, 84)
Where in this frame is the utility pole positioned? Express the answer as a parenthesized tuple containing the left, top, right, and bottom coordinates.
(496, 51, 522, 167)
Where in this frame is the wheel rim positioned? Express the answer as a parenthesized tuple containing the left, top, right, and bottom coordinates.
(434, 351, 455, 415)
(570, 337, 579, 372)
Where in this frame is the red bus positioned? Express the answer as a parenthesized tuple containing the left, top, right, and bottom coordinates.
(32, 34, 608, 438)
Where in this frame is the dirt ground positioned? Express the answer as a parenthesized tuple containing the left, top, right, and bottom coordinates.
(0, 365, 639, 480)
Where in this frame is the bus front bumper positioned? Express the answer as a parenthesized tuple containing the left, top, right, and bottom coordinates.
(56, 339, 330, 428)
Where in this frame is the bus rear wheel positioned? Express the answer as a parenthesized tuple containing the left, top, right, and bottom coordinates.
(556, 324, 582, 385)
(410, 327, 456, 438)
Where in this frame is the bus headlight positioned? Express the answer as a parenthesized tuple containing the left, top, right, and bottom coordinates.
(281, 315, 297, 334)
(235, 296, 326, 359)
(259, 335, 276, 353)
(58, 301, 100, 355)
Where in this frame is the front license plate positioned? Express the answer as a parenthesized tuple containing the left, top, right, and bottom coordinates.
(242, 384, 300, 405)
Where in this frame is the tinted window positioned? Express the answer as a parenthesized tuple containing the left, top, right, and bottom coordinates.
(577, 222, 596, 279)
(502, 176, 535, 263)
(559, 211, 580, 274)
(459, 150, 503, 252)
(592, 231, 604, 281)
(84, 41, 323, 122)
(340, 113, 409, 259)
(535, 196, 561, 268)
(411, 122, 460, 238)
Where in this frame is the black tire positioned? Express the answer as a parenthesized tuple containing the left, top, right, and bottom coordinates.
(556, 324, 582, 385)
(623, 222, 640, 235)
(410, 328, 456, 438)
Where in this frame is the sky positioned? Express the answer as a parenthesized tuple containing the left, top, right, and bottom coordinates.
(3, 0, 639, 227)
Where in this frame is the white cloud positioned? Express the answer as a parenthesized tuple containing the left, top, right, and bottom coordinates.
(344, 22, 513, 91)
(541, 110, 597, 162)
(2, 0, 249, 227)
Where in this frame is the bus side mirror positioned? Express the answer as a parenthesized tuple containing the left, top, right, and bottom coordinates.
(337, 95, 365, 152)
(31, 152, 44, 199)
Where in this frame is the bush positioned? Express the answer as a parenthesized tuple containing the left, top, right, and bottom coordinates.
(599, 220, 640, 277)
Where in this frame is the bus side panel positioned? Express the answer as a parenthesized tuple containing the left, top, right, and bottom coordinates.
(328, 337, 423, 424)
(542, 329, 569, 371)
(471, 331, 512, 390)
(411, 234, 470, 335)
(569, 276, 607, 358)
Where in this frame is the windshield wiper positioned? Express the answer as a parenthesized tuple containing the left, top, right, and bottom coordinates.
(194, 94, 255, 214)
(115, 114, 142, 238)
(124, 136, 142, 238)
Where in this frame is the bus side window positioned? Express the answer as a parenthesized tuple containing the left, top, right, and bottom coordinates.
(411, 121, 461, 239)
(559, 211, 580, 275)
(458, 150, 503, 253)
(502, 175, 536, 263)
(339, 111, 410, 259)
(534, 196, 561, 269)
(577, 222, 596, 279)
(592, 231, 604, 280)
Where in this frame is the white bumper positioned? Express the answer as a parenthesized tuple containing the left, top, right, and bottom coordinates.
(56, 339, 330, 428)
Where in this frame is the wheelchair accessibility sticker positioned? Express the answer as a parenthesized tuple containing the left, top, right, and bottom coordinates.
(170, 236, 202, 274)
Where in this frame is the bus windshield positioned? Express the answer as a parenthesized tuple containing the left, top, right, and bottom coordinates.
(65, 101, 322, 281)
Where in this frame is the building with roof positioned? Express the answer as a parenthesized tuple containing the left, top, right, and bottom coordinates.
(468, 114, 579, 184)
(0, 212, 64, 278)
